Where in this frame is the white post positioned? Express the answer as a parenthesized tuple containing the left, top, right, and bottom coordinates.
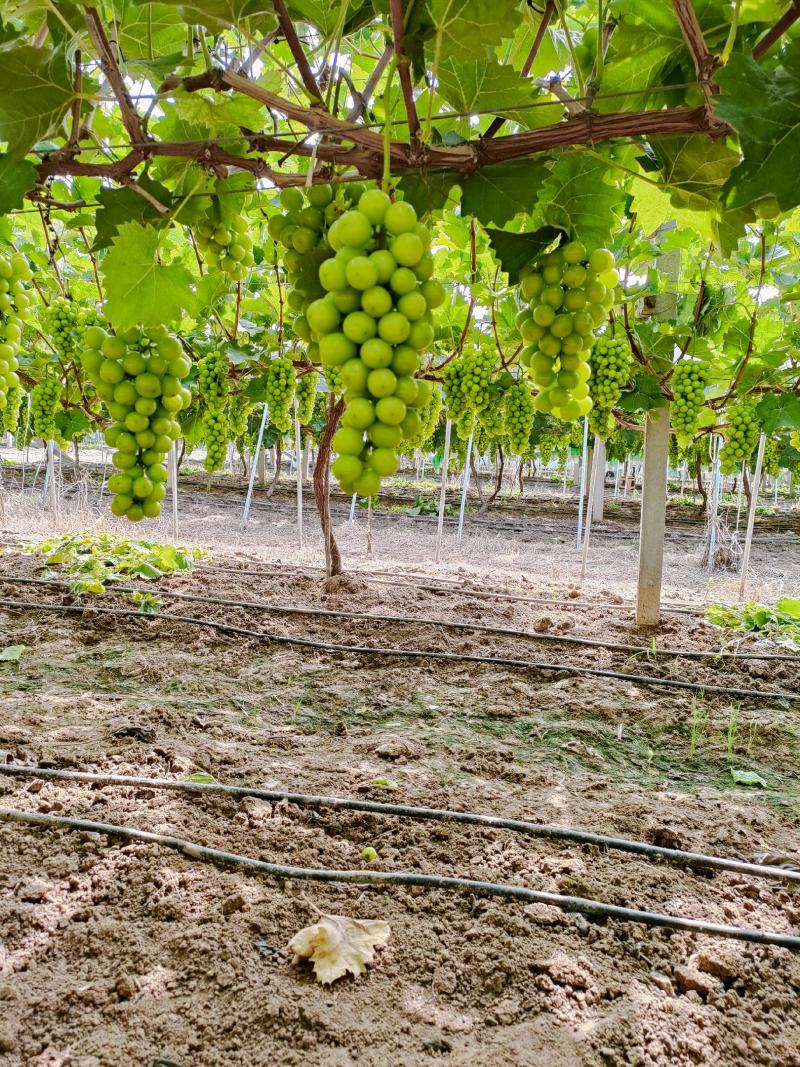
(457, 432, 473, 543)
(168, 440, 179, 541)
(294, 403, 303, 548)
(581, 436, 602, 580)
(739, 434, 766, 600)
(241, 403, 270, 530)
(592, 437, 606, 522)
(348, 493, 357, 522)
(435, 418, 452, 563)
(636, 405, 671, 625)
(366, 495, 373, 555)
(706, 434, 722, 574)
(576, 416, 589, 548)
(613, 459, 621, 498)
(734, 461, 745, 535)
(47, 440, 59, 521)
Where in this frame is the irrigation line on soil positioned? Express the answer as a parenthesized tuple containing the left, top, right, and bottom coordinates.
(0, 574, 794, 663)
(2, 808, 798, 950)
(2, 764, 799, 886)
(1, 597, 797, 701)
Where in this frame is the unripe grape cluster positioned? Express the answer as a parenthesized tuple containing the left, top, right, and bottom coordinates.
(271, 183, 444, 496)
(80, 324, 191, 521)
(3, 383, 22, 434)
(196, 211, 255, 281)
(504, 380, 536, 455)
(31, 379, 61, 440)
(295, 372, 317, 425)
(45, 297, 82, 359)
(588, 334, 631, 438)
(198, 351, 230, 410)
(720, 400, 760, 475)
(762, 437, 780, 478)
(671, 360, 709, 440)
(265, 356, 295, 432)
(0, 251, 32, 414)
(519, 242, 618, 423)
(228, 398, 250, 439)
(791, 429, 800, 452)
(443, 348, 498, 426)
(202, 409, 230, 472)
(400, 384, 442, 455)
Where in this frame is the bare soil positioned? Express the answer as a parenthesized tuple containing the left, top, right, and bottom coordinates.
(0, 484, 799, 1067)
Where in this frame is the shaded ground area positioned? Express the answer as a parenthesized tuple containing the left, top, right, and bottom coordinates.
(0, 545, 799, 1067)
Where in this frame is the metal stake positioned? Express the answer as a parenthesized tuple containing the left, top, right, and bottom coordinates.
(241, 403, 270, 531)
(739, 434, 766, 600)
(457, 432, 473, 543)
(435, 418, 452, 563)
(576, 416, 589, 548)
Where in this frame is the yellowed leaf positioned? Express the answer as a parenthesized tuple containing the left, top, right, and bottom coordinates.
(288, 913, 391, 984)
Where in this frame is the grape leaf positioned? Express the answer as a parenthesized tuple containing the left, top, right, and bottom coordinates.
(461, 160, 550, 227)
(428, 0, 524, 61)
(394, 171, 459, 217)
(755, 393, 800, 433)
(134, 0, 277, 32)
(436, 58, 561, 130)
(101, 222, 197, 330)
(288, 912, 390, 984)
(648, 136, 740, 213)
(286, 0, 374, 37)
(0, 153, 37, 214)
(730, 769, 767, 788)
(0, 45, 74, 158)
(116, 3, 187, 64)
(0, 645, 25, 662)
(485, 226, 564, 283)
(93, 177, 173, 249)
(715, 41, 800, 213)
(628, 178, 714, 242)
(537, 155, 625, 251)
(174, 91, 267, 136)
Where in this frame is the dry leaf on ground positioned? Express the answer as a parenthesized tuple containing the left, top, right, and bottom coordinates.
(288, 913, 391, 984)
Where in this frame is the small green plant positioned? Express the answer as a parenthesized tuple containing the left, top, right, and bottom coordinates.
(707, 598, 800, 649)
(688, 696, 709, 757)
(725, 704, 740, 762)
(407, 493, 454, 517)
(129, 591, 163, 614)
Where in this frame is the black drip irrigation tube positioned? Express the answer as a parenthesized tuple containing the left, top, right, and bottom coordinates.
(0, 573, 793, 663)
(1, 764, 798, 886)
(0, 596, 797, 702)
(1, 806, 798, 950)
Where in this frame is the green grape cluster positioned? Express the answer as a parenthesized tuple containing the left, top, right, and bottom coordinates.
(519, 242, 618, 423)
(198, 351, 229, 411)
(324, 366, 343, 394)
(504, 380, 535, 455)
(196, 212, 255, 281)
(0, 251, 32, 414)
(80, 324, 191, 522)
(476, 381, 508, 440)
(443, 348, 499, 425)
(266, 356, 295, 432)
(671, 360, 709, 440)
(203, 409, 230, 472)
(295, 372, 317, 424)
(45, 297, 82, 359)
(228, 398, 250, 439)
(762, 437, 780, 478)
(3, 383, 22, 434)
(401, 384, 442, 455)
(720, 401, 760, 475)
(31, 379, 61, 440)
(588, 334, 631, 439)
(791, 429, 800, 452)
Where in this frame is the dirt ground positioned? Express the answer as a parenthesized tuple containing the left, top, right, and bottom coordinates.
(0, 478, 799, 1067)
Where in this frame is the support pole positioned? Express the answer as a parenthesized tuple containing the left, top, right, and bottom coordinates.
(348, 493, 357, 522)
(734, 461, 745, 535)
(47, 440, 59, 522)
(706, 434, 722, 574)
(294, 403, 303, 549)
(241, 403, 269, 531)
(592, 437, 606, 522)
(168, 440, 179, 542)
(457, 432, 473, 543)
(581, 436, 602, 580)
(739, 434, 766, 601)
(576, 416, 589, 548)
(435, 419, 452, 563)
(635, 405, 671, 626)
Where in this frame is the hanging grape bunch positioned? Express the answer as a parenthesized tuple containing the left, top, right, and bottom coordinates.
(198, 351, 231, 472)
(45, 297, 82, 360)
(762, 437, 780, 478)
(719, 400, 760, 475)
(203, 410, 230, 472)
(31, 378, 62, 440)
(80, 325, 192, 521)
(400, 384, 442, 456)
(588, 334, 632, 439)
(671, 361, 709, 442)
(443, 348, 501, 440)
(518, 242, 618, 423)
(791, 429, 800, 452)
(3, 383, 22, 434)
(228, 396, 250, 440)
(504, 379, 536, 455)
(195, 185, 256, 282)
(295, 372, 317, 425)
(265, 356, 295, 432)
(0, 251, 32, 415)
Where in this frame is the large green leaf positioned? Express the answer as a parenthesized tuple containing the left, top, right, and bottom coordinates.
(649, 136, 740, 213)
(486, 226, 564, 283)
(537, 154, 625, 251)
(174, 90, 267, 135)
(133, 0, 277, 32)
(93, 177, 173, 249)
(715, 41, 800, 213)
(0, 46, 74, 158)
(101, 222, 197, 329)
(0, 153, 37, 214)
(436, 58, 561, 130)
(428, 0, 524, 61)
(461, 160, 550, 227)
(395, 171, 459, 218)
(755, 393, 800, 433)
(114, 2, 187, 65)
(286, 0, 374, 38)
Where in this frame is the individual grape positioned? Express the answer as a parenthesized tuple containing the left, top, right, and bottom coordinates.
(588, 334, 632, 438)
(720, 400, 760, 475)
(80, 324, 190, 521)
(504, 380, 535, 455)
(198, 350, 229, 412)
(295, 372, 317, 425)
(671, 360, 709, 440)
(203, 409, 230, 472)
(265, 356, 295, 432)
(519, 242, 618, 423)
(44, 297, 82, 359)
(31, 379, 61, 440)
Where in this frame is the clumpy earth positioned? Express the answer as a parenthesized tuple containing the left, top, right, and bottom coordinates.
(0, 526, 799, 1066)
